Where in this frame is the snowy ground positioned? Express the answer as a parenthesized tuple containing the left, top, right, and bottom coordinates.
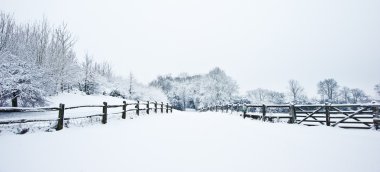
(1, 111, 379, 172)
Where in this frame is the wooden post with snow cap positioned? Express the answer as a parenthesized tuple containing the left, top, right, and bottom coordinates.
(161, 102, 164, 113)
(122, 101, 127, 119)
(325, 102, 331, 126)
(102, 102, 108, 124)
(243, 104, 247, 119)
(289, 104, 296, 124)
(146, 101, 150, 114)
(262, 104, 266, 121)
(57, 103, 65, 130)
(372, 101, 380, 130)
(136, 101, 140, 116)
(154, 101, 158, 113)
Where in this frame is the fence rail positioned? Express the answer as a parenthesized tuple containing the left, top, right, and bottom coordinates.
(0, 100, 173, 132)
(200, 103, 380, 130)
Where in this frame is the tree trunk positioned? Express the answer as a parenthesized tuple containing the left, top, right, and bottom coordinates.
(11, 92, 18, 107)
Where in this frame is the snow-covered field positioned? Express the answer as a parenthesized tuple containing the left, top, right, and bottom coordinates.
(1, 111, 379, 172)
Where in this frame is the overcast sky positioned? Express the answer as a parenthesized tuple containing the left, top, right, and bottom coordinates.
(2, 0, 380, 98)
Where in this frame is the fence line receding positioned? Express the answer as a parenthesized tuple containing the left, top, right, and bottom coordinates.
(0, 100, 173, 132)
(200, 103, 380, 130)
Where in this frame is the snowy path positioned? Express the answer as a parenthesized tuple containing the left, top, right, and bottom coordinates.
(1, 111, 379, 172)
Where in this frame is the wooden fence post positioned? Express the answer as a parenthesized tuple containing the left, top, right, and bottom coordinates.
(161, 102, 164, 113)
(289, 104, 296, 124)
(325, 103, 331, 126)
(136, 101, 140, 116)
(243, 104, 247, 119)
(154, 101, 158, 113)
(102, 102, 108, 124)
(57, 103, 65, 130)
(147, 101, 150, 114)
(122, 101, 127, 119)
(262, 104, 266, 121)
(170, 106, 173, 113)
(372, 102, 379, 130)
(166, 103, 169, 113)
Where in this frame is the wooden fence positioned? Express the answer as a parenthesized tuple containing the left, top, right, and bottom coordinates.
(200, 103, 380, 130)
(0, 100, 173, 131)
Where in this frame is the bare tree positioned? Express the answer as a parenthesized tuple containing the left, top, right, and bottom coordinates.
(94, 61, 113, 80)
(35, 18, 50, 65)
(128, 72, 135, 98)
(350, 88, 368, 104)
(339, 86, 351, 103)
(317, 78, 339, 103)
(246, 88, 285, 104)
(0, 13, 15, 52)
(267, 91, 286, 104)
(287, 79, 305, 104)
(375, 83, 380, 96)
(246, 88, 267, 104)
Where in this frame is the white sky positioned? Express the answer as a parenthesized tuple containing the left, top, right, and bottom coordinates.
(2, 0, 380, 98)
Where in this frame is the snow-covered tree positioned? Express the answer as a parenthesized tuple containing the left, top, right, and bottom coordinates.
(0, 51, 47, 107)
(287, 79, 307, 104)
(317, 78, 339, 103)
(350, 88, 368, 104)
(339, 86, 352, 103)
(246, 88, 286, 104)
(80, 54, 98, 95)
(199, 68, 238, 106)
(246, 88, 268, 104)
(150, 67, 238, 110)
(375, 83, 380, 97)
(128, 72, 136, 98)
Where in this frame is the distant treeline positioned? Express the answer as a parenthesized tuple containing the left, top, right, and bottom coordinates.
(150, 70, 380, 110)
